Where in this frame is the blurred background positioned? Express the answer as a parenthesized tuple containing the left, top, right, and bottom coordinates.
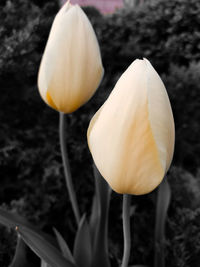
(1, 0, 200, 266)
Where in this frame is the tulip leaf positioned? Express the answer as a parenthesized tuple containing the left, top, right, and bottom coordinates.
(0, 208, 57, 248)
(41, 260, 52, 267)
(90, 164, 111, 267)
(9, 236, 27, 267)
(17, 225, 76, 267)
(41, 260, 49, 267)
(89, 194, 98, 246)
(73, 214, 92, 267)
(154, 179, 171, 267)
(53, 227, 75, 263)
(0, 208, 32, 229)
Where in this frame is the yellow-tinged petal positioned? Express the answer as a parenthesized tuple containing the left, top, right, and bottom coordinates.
(46, 91, 58, 111)
(87, 59, 175, 195)
(38, 2, 104, 113)
(144, 59, 175, 172)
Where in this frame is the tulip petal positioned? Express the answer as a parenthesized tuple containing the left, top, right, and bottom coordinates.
(46, 91, 58, 111)
(88, 59, 174, 195)
(38, 1, 71, 105)
(38, 3, 103, 113)
(144, 59, 175, 172)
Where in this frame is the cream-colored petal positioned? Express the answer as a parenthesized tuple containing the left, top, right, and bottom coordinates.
(38, 4, 103, 113)
(144, 58, 175, 172)
(88, 59, 166, 195)
(37, 1, 72, 106)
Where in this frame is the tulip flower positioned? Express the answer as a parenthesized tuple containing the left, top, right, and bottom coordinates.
(87, 58, 175, 195)
(38, 1, 104, 113)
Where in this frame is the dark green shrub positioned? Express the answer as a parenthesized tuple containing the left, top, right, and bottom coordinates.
(162, 62, 200, 172)
(0, 225, 16, 267)
(96, 0, 200, 75)
(167, 167, 200, 267)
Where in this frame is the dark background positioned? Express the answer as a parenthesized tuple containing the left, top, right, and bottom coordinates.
(1, 0, 200, 266)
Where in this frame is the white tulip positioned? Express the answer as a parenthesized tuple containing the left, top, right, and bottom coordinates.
(38, 1, 104, 113)
(87, 59, 175, 195)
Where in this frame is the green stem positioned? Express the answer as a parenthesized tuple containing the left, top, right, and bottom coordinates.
(154, 179, 171, 267)
(121, 194, 131, 267)
(59, 112, 80, 225)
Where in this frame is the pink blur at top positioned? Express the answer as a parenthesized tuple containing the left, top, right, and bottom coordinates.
(60, 0, 124, 14)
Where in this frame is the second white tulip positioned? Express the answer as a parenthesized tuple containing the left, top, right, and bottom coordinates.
(87, 59, 175, 195)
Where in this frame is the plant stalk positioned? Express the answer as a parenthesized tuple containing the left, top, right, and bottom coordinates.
(154, 179, 171, 267)
(121, 194, 131, 267)
(59, 112, 80, 225)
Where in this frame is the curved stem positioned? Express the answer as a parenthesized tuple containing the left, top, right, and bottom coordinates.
(59, 112, 81, 225)
(154, 179, 171, 267)
(121, 194, 131, 267)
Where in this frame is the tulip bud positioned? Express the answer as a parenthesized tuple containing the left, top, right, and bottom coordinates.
(87, 59, 175, 195)
(38, 1, 104, 113)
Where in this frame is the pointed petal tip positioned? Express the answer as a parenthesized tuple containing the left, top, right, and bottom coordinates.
(59, 0, 72, 15)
